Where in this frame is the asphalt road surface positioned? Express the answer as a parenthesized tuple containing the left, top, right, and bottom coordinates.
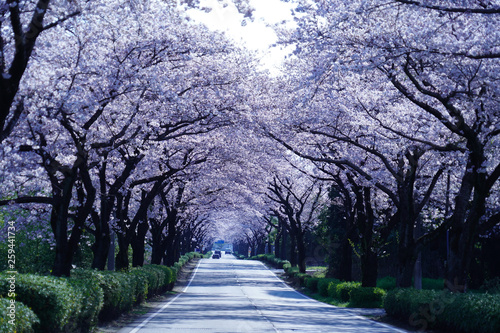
(117, 256, 407, 333)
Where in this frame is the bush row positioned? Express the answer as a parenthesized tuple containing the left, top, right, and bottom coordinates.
(0, 252, 203, 333)
(384, 288, 500, 333)
(305, 276, 386, 307)
(248, 254, 385, 308)
(249, 254, 291, 270)
(376, 276, 445, 291)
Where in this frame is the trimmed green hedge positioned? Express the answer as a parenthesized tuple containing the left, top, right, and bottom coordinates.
(384, 289, 500, 333)
(0, 274, 82, 333)
(97, 271, 136, 321)
(349, 287, 386, 308)
(69, 269, 105, 331)
(249, 254, 291, 271)
(376, 276, 444, 291)
(0, 252, 201, 332)
(318, 278, 339, 297)
(0, 297, 40, 333)
(332, 282, 362, 302)
(304, 277, 320, 292)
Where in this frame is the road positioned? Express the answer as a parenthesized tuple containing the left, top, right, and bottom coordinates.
(118, 256, 407, 333)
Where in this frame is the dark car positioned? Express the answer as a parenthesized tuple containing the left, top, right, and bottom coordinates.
(213, 250, 222, 259)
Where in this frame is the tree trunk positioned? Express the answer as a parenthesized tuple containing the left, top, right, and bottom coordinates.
(150, 226, 165, 265)
(445, 150, 487, 292)
(289, 234, 297, 267)
(337, 237, 353, 281)
(91, 227, 110, 270)
(361, 249, 378, 287)
(274, 227, 282, 259)
(131, 221, 149, 267)
(115, 232, 130, 271)
(281, 226, 287, 260)
(164, 216, 177, 266)
(296, 231, 307, 273)
(51, 176, 77, 277)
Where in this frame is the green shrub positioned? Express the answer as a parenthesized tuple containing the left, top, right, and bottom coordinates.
(349, 287, 386, 308)
(284, 266, 299, 277)
(384, 289, 500, 333)
(422, 278, 444, 290)
(280, 260, 291, 270)
(296, 273, 309, 286)
(0, 297, 40, 333)
(146, 265, 176, 291)
(173, 261, 182, 273)
(69, 269, 105, 331)
(129, 268, 149, 304)
(305, 277, 320, 292)
(318, 278, 339, 297)
(377, 276, 396, 290)
(97, 271, 135, 321)
(0, 273, 81, 333)
(384, 289, 437, 320)
(334, 282, 362, 302)
(139, 266, 162, 296)
(480, 277, 500, 294)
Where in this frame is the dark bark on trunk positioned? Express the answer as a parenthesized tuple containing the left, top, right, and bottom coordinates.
(352, 185, 378, 287)
(162, 205, 179, 266)
(91, 218, 110, 270)
(131, 220, 149, 267)
(361, 249, 378, 287)
(150, 220, 166, 265)
(296, 231, 307, 273)
(289, 234, 297, 267)
(445, 146, 487, 292)
(337, 236, 353, 281)
(51, 161, 95, 277)
(281, 228, 287, 261)
(51, 176, 77, 277)
(274, 223, 282, 259)
(115, 233, 130, 271)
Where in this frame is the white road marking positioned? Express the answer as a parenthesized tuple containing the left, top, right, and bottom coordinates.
(128, 260, 202, 333)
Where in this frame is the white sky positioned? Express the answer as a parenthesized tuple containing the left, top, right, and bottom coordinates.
(184, 0, 296, 73)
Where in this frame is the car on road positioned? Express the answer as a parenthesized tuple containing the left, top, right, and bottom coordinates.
(212, 250, 222, 259)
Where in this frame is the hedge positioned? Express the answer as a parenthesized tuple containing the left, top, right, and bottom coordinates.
(0, 274, 82, 333)
(97, 271, 136, 321)
(304, 277, 320, 292)
(0, 251, 202, 332)
(377, 276, 396, 290)
(249, 254, 291, 271)
(318, 278, 339, 297)
(0, 297, 40, 333)
(376, 276, 444, 291)
(69, 269, 105, 331)
(384, 289, 500, 333)
(332, 281, 362, 302)
(349, 287, 386, 308)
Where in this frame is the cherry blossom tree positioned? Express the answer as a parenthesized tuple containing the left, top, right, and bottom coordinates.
(0, 0, 257, 275)
(274, 0, 500, 290)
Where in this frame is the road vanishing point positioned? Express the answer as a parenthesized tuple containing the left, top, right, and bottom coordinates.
(117, 256, 408, 333)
